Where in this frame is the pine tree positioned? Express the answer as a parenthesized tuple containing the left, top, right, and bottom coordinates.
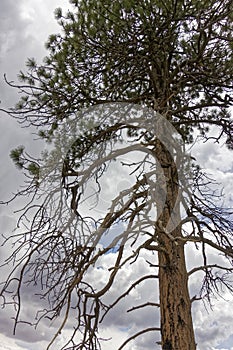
(1, 1, 233, 349)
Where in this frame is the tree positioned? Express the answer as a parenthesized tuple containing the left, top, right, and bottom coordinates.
(1, 0, 233, 349)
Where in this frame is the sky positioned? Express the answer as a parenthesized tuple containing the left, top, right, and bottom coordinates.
(0, 1, 233, 350)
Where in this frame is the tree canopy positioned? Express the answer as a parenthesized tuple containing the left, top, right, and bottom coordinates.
(9, 0, 232, 144)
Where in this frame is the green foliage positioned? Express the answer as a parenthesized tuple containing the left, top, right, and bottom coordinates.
(54, 7, 63, 20)
(27, 163, 40, 177)
(10, 147, 40, 183)
(10, 146, 25, 169)
(65, 123, 119, 170)
(7, 0, 233, 146)
(25, 58, 37, 71)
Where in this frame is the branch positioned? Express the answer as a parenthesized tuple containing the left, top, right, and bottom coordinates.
(127, 302, 160, 312)
(188, 264, 233, 277)
(118, 327, 161, 350)
(100, 275, 158, 322)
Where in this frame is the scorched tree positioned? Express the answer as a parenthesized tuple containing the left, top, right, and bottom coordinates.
(1, 1, 233, 349)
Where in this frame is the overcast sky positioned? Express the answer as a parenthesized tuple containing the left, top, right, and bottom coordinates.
(0, 1, 233, 350)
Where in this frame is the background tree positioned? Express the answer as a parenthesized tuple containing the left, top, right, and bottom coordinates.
(1, 0, 233, 349)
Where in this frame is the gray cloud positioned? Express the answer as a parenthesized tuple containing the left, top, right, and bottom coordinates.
(0, 2, 71, 350)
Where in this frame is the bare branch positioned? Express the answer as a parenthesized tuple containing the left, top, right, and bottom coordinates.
(127, 302, 160, 312)
(118, 327, 161, 350)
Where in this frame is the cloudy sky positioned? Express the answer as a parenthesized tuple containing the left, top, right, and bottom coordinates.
(0, 1, 233, 350)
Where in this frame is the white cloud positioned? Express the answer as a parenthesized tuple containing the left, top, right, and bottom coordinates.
(0, 334, 26, 350)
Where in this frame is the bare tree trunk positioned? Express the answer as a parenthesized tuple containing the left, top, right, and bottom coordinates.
(158, 234, 196, 349)
(155, 139, 196, 350)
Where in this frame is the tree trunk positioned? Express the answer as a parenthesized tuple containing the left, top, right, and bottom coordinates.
(155, 138, 196, 350)
(158, 233, 196, 350)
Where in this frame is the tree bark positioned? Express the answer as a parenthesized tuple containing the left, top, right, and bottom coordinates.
(155, 139, 196, 350)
